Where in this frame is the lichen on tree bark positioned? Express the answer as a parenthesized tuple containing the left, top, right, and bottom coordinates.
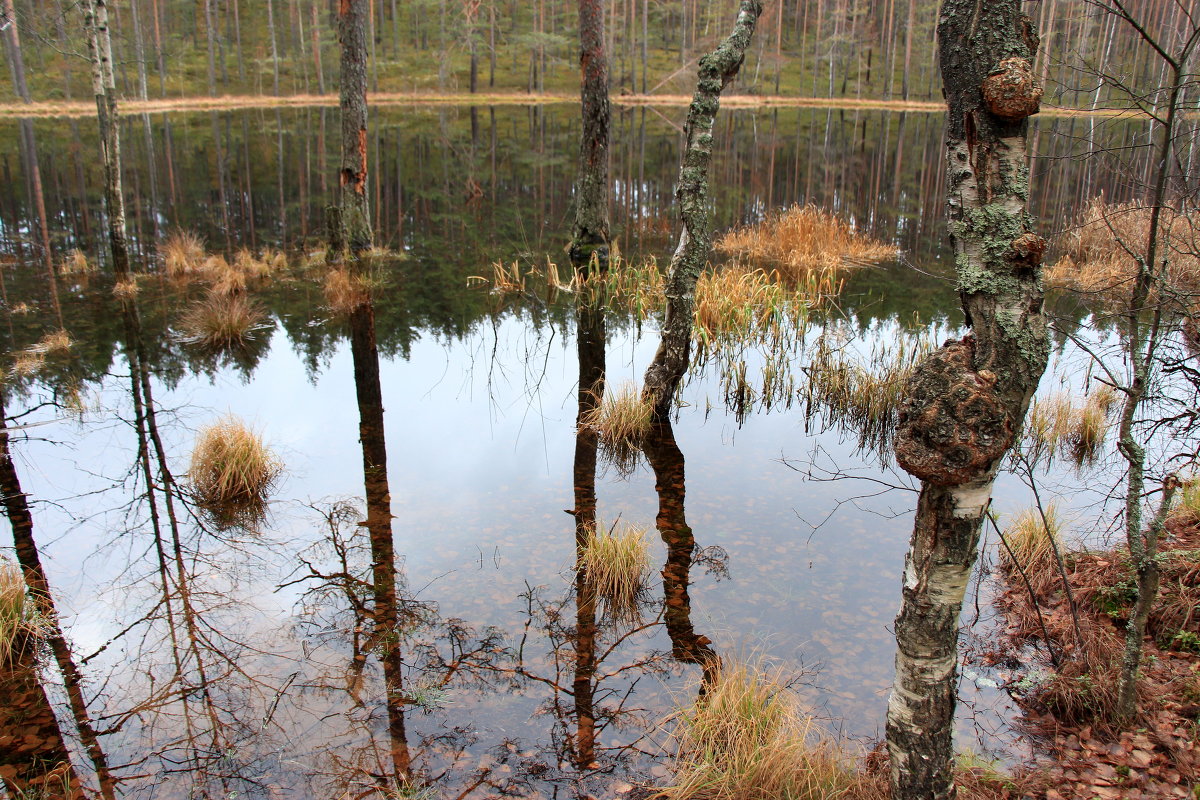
(885, 2, 1048, 799)
(641, 0, 763, 417)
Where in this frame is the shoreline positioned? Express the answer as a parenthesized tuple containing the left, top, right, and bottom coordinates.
(0, 91, 1146, 119)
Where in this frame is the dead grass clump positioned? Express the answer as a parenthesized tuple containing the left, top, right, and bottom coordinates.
(1047, 197, 1200, 303)
(694, 265, 836, 351)
(579, 382, 652, 475)
(188, 415, 282, 527)
(998, 506, 1065, 598)
(33, 330, 72, 356)
(113, 277, 140, 301)
(161, 230, 207, 277)
(59, 248, 95, 275)
(0, 558, 38, 666)
(657, 658, 859, 800)
(800, 331, 934, 456)
(715, 204, 897, 280)
(1022, 387, 1117, 467)
(578, 520, 651, 624)
(324, 268, 373, 314)
(177, 292, 267, 347)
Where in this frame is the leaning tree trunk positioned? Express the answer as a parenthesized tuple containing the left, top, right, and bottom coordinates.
(568, 0, 611, 268)
(641, 0, 763, 417)
(83, 0, 131, 279)
(885, 4, 1047, 799)
(334, 0, 372, 259)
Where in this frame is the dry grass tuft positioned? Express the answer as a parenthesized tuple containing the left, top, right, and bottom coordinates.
(715, 204, 897, 280)
(800, 331, 934, 456)
(177, 292, 267, 347)
(0, 558, 39, 666)
(59, 248, 95, 276)
(579, 520, 652, 624)
(188, 415, 282, 527)
(657, 658, 859, 800)
(33, 330, 72, 356)
(113, 277, 140, 301)
(161, 230, 207, 277)
(324, 268, 374, 314)
(579, 382, 652, 475)
(1023, 387, 1117, 467)
(10, 351, 45, 377)
(1047, 198, 1200, 303)
(998, 505, 1065, 597)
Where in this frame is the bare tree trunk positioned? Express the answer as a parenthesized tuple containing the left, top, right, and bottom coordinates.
(885, 3, 1047, 799)
(570, 294, 605, 768)
(83, 0, 131, 279)
(569, 0, 611, 266)
(1, 0, 30, 102)
(348, 301, 413, 780)
(334, 0, 372, 257)
(643, 418, 718, 683)
(267, 0, 281, 97)
(313, 0, 325, 93)
(0, 391, 117, 800)
(641, 0, 763, 417)
(203, 0, 218, 95)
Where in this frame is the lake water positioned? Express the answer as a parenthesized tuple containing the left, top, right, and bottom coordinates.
(0, 103, 1155, 798)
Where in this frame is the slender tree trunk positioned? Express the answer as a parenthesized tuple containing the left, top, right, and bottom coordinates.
(267, 0, 282, 97)
(0, 392, 116, 800)
(569, 0, 611, 266)
(313, 0, 326, 93)
(570, 293, 605, 768)
(641, 0, 763, 417)
(643, 418, 718, 682)
(2, 0, 30, 102)
(203, 0, 218, 95)
(885, 5, 1046, 800)
(84, 0, 131, 279)
(348, 301, 412, 779)
(334, 0, 372, 257)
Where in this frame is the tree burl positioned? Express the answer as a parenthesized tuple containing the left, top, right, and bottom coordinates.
(894, 336, 1014, 485)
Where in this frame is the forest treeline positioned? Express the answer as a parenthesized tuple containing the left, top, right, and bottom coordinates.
(0, 0, 1193, 107)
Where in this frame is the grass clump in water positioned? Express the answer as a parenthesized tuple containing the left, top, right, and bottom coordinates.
(1022, 387, 1117, 467)
(998, 506, 1066, 597)
(161, 230, 207, 277)
(657, 658, 858, 800)
(1047, 197, 1200, 303)
(0, 558, 39, 666)
(579, 520, 652, 624)
(188, 415, 282, 527)
(177, 291, 268, 347)
(715, 204, 897, 280)
(324, 267, 377, 314)
(58, 248, 95, 276)
(579, 381, 652, 475)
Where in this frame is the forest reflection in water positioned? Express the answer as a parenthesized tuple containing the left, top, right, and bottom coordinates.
(0, 103, 1159, 797)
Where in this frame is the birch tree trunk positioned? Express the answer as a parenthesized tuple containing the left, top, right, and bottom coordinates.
(569, 0, 611, 267)
(83, 0, 131, 279)
(886, 3, 1047, 798)
(641, 0, 762, 417)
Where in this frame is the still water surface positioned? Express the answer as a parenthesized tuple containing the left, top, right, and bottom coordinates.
(0, 103, 1149, 797)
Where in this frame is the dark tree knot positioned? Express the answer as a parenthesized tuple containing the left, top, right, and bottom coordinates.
(981, 57, 1042, 120)
(894, 336, 1015, 486)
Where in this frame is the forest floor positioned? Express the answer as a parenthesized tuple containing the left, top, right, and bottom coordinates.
(0, 91, 1151, 119)
(988, 511, 1200, 799)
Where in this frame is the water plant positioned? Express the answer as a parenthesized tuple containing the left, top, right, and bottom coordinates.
(58, 248, 95, 275)
(323, 267, 375, 314)
(657, 657, 857, 800)
(161, 229, 207, 277)
(578, 520, 651, 624)
(1022, 387, 1117, 467)
(177, 292, 267, 347)
(578, 381, 652, 475)
(187, 415, 282, 526)
(714, 204, 897, 280)
(998, 505, 1065, 597)
(0, 558, 37, 666)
